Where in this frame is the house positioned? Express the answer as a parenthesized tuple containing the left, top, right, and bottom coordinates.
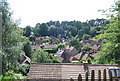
(70, 53, 88, 62)
(64, 46, 78, 56)
(35, 36, 61, 45)
(57, 46, 78, 63)
(35, 36, 51, 44)
(91, 45, 101, 53)
(43, 44, 58, 49)
(28, 63, 120, 80)
(81, 40, 101, 46)
(32, 45, 41, 50)
(70, 51, 98, 62)
(50, 36, 61, 43)
(69, 52, 83, 62)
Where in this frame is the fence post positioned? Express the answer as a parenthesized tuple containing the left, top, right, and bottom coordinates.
(70, 78, 74, 81)
(114, 69, 119, 81)
(85, 71, 88, 81)
(108, 70, 113, 81)
(103, 69, 106, 81)
(78, 74, 82, 81)
(98, 70, 101, 81)
(91, 70, 94, 81)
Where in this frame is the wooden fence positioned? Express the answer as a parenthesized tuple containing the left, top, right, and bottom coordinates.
(70, 69, 120, 81)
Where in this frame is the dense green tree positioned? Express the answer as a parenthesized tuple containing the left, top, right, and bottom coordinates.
(48, 25, 63, 37)
(23, 25, 32, 37)
(42, 39, 51, 43)
(57, 43, 66, 49)
(38, 23, 48, 36)
(33, 23, 40, 37)
(76, 29, 84, 40)
(82, 34, 90, 40)
(1, 1, 29, 74)
(69, 37, 81, 50)
(64, 30, 72, 38)
(29, 35, 35, 41)
(94, 0, 120, 64)
(1, 1, 32, 76)
(32, 19, 109, 39)
(32, 50, 58, 63)
(67, 26, 77, 36)
(23, 41, 32, 58)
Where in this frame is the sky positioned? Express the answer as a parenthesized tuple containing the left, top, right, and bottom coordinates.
(7, 0, 115, 27)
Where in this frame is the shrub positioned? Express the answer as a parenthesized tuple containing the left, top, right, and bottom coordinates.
(53, 59, 62, 63)
(79, 59, 86, 63)
(87, 57, 93, 64)
(57, 43, 66, 49)
(20, 64, 30, 75)
(44, 48, 57, 53)
(42, 39, 51, 43)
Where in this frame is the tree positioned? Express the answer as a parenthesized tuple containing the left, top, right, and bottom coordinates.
(29, 35, 35, 41)
(33, 23, 40, 37)
(38, 23, 48, 36)
(23, 25, 32, 37)
(94, 0, 120, 64)
(76, 29, 84, 40)
(42, 39, 51, 43)
(69, 37, 81, 50)
(23, 41, 32, 58)
(82, 34, 90, 40)
(32, 50, 52, 63)
(48, 25, 63, 37)
(1, 1, 32, 75)
(57, 43, 66, 49)
(67, 26, 77, 36)
(64, 30, 72, 38)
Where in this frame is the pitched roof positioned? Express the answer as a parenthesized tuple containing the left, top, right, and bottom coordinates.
(91, 45, 100, 50)
(35, 36, 51, 40)
(32, 45, 40, 50)
(28, 63, 120, 80)
(82, 54, 89, 59)
(43, 44, 58, 49)
(70, 52, 83, 61)
(64, 46, 78, 56)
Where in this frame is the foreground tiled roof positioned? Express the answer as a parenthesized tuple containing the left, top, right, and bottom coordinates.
(28, 63, 120, 80)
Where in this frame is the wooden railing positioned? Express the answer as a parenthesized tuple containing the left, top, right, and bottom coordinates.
(70, 69, 120, 81)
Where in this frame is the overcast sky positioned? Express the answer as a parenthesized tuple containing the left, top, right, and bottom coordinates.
(7, 0, 115, 27)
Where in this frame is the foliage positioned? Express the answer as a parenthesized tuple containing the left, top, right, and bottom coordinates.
(43, 48, 57, 53)
(1, 1, 32, 77)
(1, 1, 23, 74)
(81, 45, 91, 52)
(53, 59, 62, 63)
(29, 35, 35, 41)
(37, 23, 48, 36)
(23, 25, 32, 37)
(32, 50, 53, 63)
(42, 39, 51, 43)
(32, 49, 61, 63)
(79, 59, 86, 63)
(19, 64, 30, 76)
(86, 57, 93, 64)
(23, 41, 32, 58)
(57, 43, 66, 49)
(0, 70, 27, 80)
(32, 19, 109, 39)
(82, 34, 90, 40)
(69, 37, 81, 50)
(94, 0, 120, 64)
